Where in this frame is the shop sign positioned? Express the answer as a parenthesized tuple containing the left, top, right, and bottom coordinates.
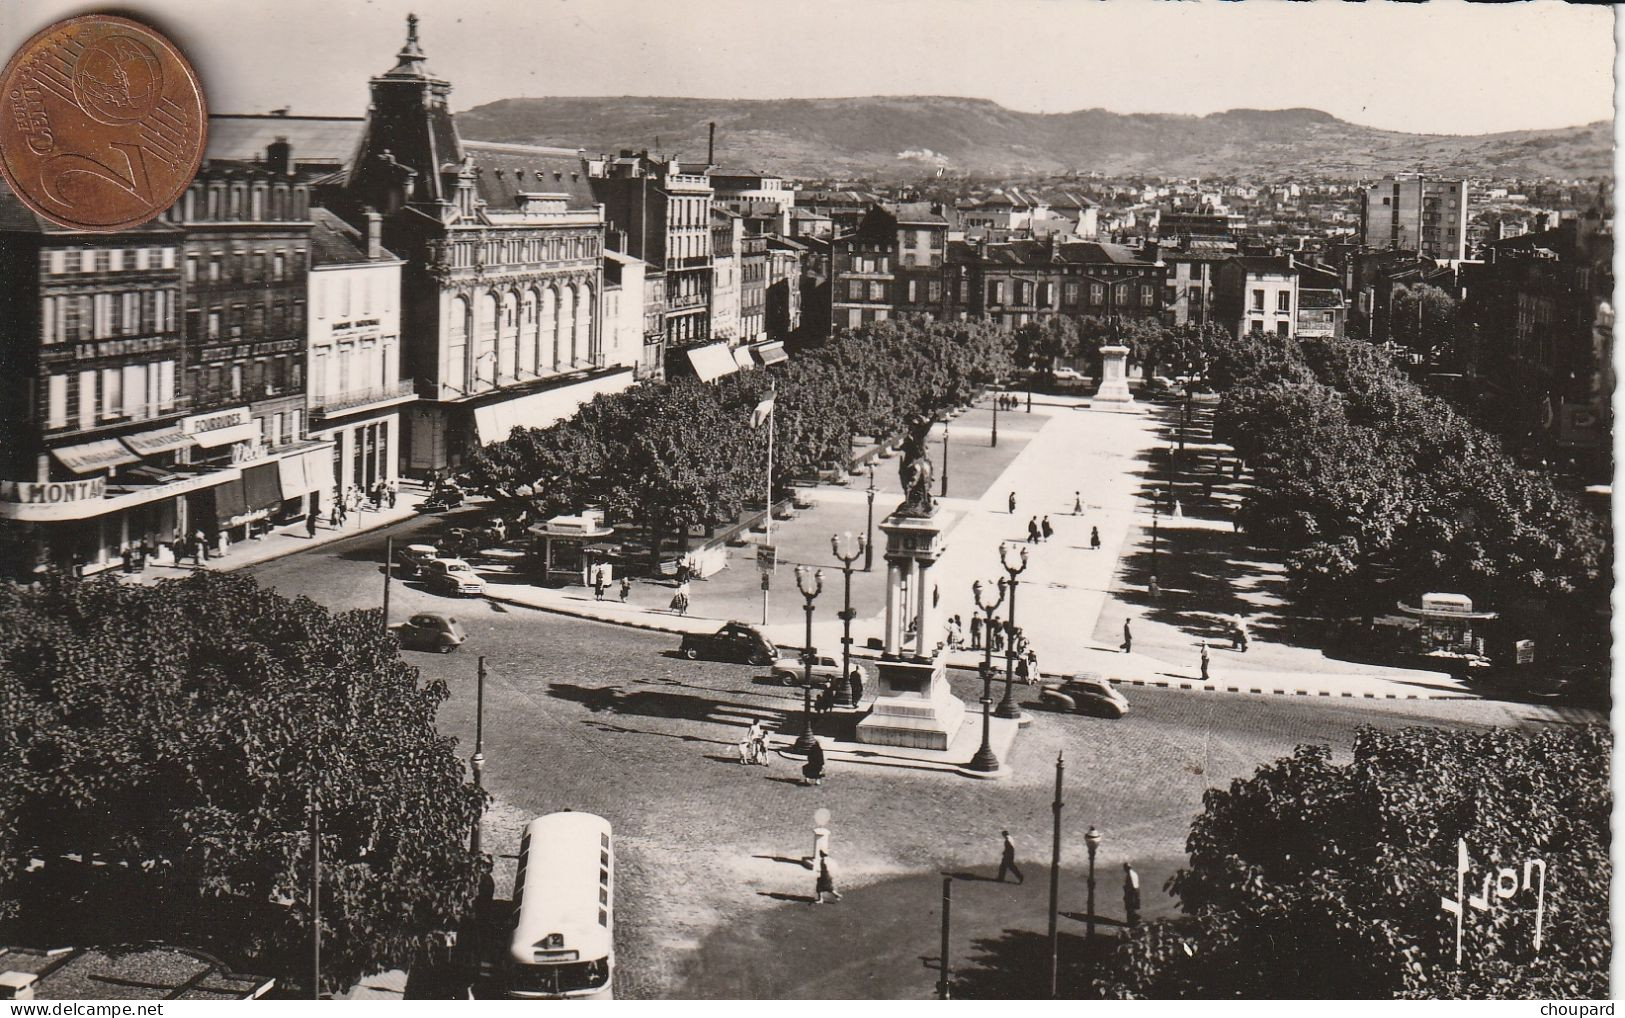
(0, 477, 106, 504)
(182, 406, 251, 436)
(231, 441, 268, 464)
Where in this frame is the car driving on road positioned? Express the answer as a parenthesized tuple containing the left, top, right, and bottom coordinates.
(1039, 673, 1131, 718)
(397, 543, 440, 579)
(391, 612, 468, 653)
(772, 653, 868, 687)
(678, 621, 777, 665)
(424, 557, 486, 596)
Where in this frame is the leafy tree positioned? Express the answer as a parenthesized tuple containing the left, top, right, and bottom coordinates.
(0, 573, 485, 994)
(1390, 283, 1457, 357)
(1014, 315, 1081, 376)
(1094, 725, 1610, 999)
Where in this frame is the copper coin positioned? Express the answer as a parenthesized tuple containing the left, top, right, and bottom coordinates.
(0, 14, 205, 231)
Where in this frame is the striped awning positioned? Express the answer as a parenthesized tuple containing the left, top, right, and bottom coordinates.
(51, 439, 140, 474)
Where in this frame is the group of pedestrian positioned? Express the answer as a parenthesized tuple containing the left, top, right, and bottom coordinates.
(366, 478, 399, 511)
(990, 832, 1141, 924)
(995, 393, 1021, 412)
(1025, 515, 1053, 544)
(944, 614, 967, 649)
(669, 579, 691, 616)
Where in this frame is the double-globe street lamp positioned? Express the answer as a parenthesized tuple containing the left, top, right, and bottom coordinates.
(1085, 826, 1104, 945)
(996, 542, 1029, 720)
(830, 532, 866, 708)
(967, 577, 1007, 773)
(791, 565, 825, 755)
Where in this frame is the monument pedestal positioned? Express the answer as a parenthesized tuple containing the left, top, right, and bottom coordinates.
(1092, 344, 1137, 407)
(856, 653, 965, 751)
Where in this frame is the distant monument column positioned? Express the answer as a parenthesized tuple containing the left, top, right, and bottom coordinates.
(1093, 344, 1136, 405)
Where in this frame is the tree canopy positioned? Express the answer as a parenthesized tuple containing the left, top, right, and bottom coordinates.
(1093, 724, 1610, 999)
(0, 573, 484, 994)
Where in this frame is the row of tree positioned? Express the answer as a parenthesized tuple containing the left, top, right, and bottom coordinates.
(1211, 330, 1608, 641)
(1012, 314, 1230, 386)
(468, 317, 1016, 562)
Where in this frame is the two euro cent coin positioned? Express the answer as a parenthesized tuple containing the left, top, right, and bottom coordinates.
(1, 14, 205, 231)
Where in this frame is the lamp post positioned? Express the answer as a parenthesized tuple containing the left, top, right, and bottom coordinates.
(471, 655, 487, 856)
(1151, 515, 1160, 584)
(990, 383, 999, 447)
(831, 532, 865, 708)
(940, 422, 949, 497)
(791, 565, 824, 754)
(995, 542, 1029, 720)
(864, 464, 876, 573)
(1085, 826, 1103, 945)
(967, 578, 1006, 773)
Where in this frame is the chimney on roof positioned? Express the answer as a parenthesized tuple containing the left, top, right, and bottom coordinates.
(708, 122, 716, 167)
(266, 137, 291, 175)
(364, 209, 383, 260)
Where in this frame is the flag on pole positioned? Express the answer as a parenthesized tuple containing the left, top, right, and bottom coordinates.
(750, 397, 775, 429)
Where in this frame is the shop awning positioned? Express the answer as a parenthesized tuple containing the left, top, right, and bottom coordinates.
(471, 371, 638, 445)
(52, 438, 140, 474)
(214, 479, 248, 520)
(732, 347, 757, 371)
(191, 421, 259, 449)
(122, 426, 198, 457)
(754, 341, 789, 366)
(686, 342, 739, 383)
(274, 447, 335, 500)
(241, 462, 284, 511)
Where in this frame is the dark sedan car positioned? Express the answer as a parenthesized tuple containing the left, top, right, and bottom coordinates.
(416, 489, 464, 513)
(391, 612, 468, 653)
(679, 621, 777, 666)
(1039, 674, 1131, 718)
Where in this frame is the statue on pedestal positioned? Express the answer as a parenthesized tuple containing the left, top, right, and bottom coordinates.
(896, 413, 937, 517)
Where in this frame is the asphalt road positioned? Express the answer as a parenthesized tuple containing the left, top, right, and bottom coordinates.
(243, 518, 1591, 999)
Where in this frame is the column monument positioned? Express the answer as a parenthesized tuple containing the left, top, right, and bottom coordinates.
(857, 415, 966, 750)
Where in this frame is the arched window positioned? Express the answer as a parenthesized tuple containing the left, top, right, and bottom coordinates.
(520, 288, 539, 376)
(446, 295, 469, 393)
(541, 287, 558, 373)
(499, 289, 520, 382)
(574, 283, 593, 366)
(477, 292, 499, 389)
(557, 285, 575, 369)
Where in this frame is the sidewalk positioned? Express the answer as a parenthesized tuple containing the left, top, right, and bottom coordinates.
(122, 483, 434, 583)
(485, 395, 1473, 701)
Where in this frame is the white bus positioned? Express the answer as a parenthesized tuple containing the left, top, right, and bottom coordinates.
(505, 811, 615, 999)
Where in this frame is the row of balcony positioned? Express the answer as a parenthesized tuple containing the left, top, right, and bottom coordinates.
(307, 379, 418, 420)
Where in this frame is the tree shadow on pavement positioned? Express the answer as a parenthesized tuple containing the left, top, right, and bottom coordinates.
(1116, 526, 1300, 646)
(547, 682, 789, 728)
(950, 926, 1117, 999)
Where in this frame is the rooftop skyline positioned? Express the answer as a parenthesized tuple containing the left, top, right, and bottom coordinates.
(3, 0, 1615, 137)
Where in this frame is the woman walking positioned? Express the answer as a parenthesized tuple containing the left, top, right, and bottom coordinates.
(801, 739, 826, 786)
(670, 579, 691, 616)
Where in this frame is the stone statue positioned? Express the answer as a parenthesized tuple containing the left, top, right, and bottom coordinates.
(896, 413, 937, 517)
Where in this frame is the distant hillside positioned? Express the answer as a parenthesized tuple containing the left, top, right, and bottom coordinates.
(453, 96, 1611, 181)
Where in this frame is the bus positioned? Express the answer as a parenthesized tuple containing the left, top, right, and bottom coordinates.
(505, 811, 615, 999)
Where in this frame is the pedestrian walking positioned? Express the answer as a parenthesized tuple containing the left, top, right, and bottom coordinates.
(305, 511, 318, 538)
(1199, 640, 1210, 681)
(1238, 620, 1250, 653)
(932, 583, 940, 609)
(1015, 654, 1030, 685)
(1008, 491, 1017, 515)
(592, 568, 607, 602)
(193, 528, 208, 562)
(329, 495, 340, 528)
(1121, 619, 1133, 654)
(387, 479, 398, 509)
(619, 576, 632, 603)
(1027, 517, 1039, 543)
(813, 850, 841, 904)
(1073, 491, 1083, 515)
(1090, 526, 1101, 551)
(801, 739, 826, 786)
(970, 613, 982, 650)
(1041, 516, 1053, 542)
(997, 830, 1025, 884)
(670, 579, 691, 616)
(1123, 863, 1142, 926)
(1026, 648, 1040, 685)
(848, 667, 864, 705)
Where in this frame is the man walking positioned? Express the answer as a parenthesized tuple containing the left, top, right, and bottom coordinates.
(619, 576, 632, 603)
(997, 830, 1024, 884)
(1008, 491, 1017, 515)
(305, 511, 318, 539)
(1123, 863, 1142, 926)
(1199, 639, 1210, 681)
(970, 613, 982, 650)
(1027, 517, 1040, 544)
(1121, 619, 1133, 654)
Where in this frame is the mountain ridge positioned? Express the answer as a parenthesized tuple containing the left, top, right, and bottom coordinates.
(452, 96, 1610, 180)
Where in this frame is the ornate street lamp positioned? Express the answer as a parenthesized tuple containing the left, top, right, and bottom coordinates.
(1084, 826, 1103, 944)
(995, 542, 1029, 720)
(991, 383, 999, 447)
(940, 422, 950, 497)
(470, 655, 487, 855)
(791, 565, 825, 754)
(967, 578, 1006, 773)
(864, 464, 876, 572)
(830, 532, 866, 708)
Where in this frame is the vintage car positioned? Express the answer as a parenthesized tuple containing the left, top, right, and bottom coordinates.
(772, 653, 868, 688)
(424, 557, 486, 596)
(678, 621, 777, 665)
(1038, 673, 1131, 718)
(417, 488, 465, 513)
(391, 612, 468, 653)
(397, 543, 441, 578)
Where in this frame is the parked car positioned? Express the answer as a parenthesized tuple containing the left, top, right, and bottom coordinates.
(417, 488, 465, 513)
(1051, 367, 1085, 382)
(773, 653, 868, 687)
(1039, 673, 1130, 718)
(424, 557, 486, 596)
(391, 612, 468, 653)
(679, 621, 777, 665)
(397, 543, 441, 578)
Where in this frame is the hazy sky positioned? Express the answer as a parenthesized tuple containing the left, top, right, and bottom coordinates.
(4, 0, 1615, 135)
